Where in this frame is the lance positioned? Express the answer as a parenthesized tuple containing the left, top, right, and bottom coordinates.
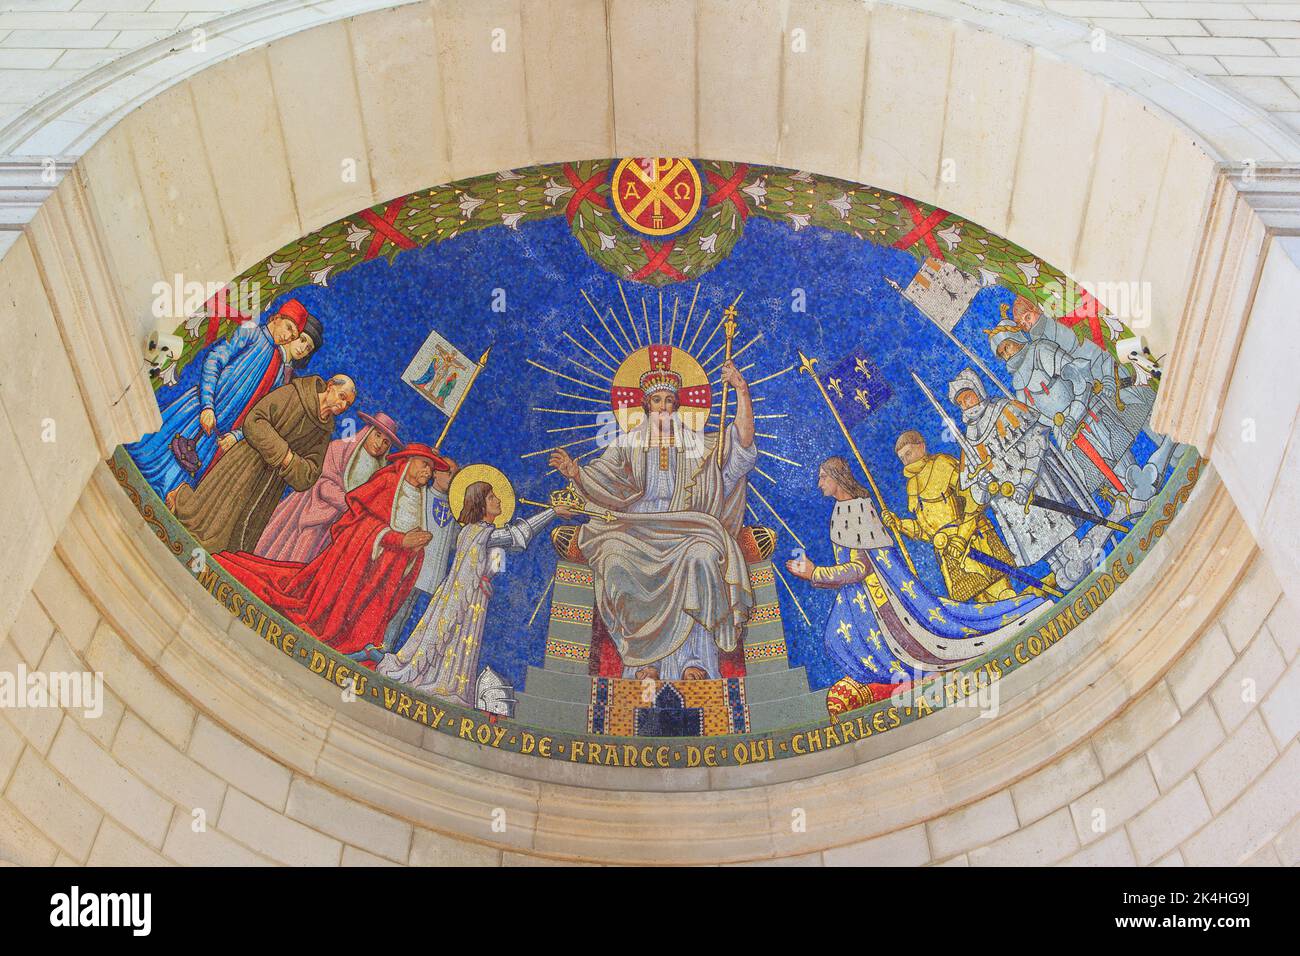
(435, 344, 491, 451)
(798, 349, 918, 577)
(886, 277, 1010, 400)
(882, 278, 1128, 496)
(986, 482, 1130, 533)
(960, 546, 1063, 599)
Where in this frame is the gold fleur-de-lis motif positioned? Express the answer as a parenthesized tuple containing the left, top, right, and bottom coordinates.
(927, 606, 946, 624)
(852, 590, 868, 612)
(854, 358, 872, 379)
(868, 627, 883, 650)
(899, 579, 917, 599)
(837, 620, 853, 643)
(827, 377, 843, 399)
(854, 389, 872, 413)
(860, 656, 879, 673)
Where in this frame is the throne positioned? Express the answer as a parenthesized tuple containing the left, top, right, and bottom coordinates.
(513, 521, 825, 738)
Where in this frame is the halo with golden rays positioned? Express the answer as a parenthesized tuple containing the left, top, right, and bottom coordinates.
(449, 463, 516, 528)
(525, 279, 807, 558)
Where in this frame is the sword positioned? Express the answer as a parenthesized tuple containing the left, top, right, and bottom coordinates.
(959, 545, 1064, 599)
(986, 482, 1129, 533)
(910, 372, 990, 479)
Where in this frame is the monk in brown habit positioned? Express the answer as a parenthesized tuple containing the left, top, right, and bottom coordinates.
(167, 373, 356, 554)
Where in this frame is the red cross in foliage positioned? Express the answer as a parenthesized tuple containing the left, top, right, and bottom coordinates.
(894, 197, 949, 259)
(705, 165, 750, 220)
(631, 239, 686, 282)
(201, 287, 250, 346)
(359, 197, 417, 260)
(1059, 288, 1106, 346)
(562, 163, 610, 223)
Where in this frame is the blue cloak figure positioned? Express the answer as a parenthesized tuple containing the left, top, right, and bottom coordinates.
(127, 299, 319, 499)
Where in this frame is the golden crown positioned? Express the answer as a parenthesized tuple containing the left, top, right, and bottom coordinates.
(639, 367, 682, 395)
(549, 485, 585, 512)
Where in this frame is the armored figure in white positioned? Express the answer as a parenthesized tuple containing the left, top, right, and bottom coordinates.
(988, 322, 1164, 515)
(948, 369, 1113, 591)
(1007, 297, 1175, 504)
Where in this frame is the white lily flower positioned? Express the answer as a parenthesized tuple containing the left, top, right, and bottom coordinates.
(598, 231, 616, 250)
(787, 213, 811, 231)
(699, 233, 718, 253)
(310, 266, 332, 287)
(978, 267, 1000, 287)
(496, 169, 523, 180)
(937, 223, 962, 250)
(266, 259, 290, 284)
(741, 178, 767, 205)
(502, 212, 526, 230)
(346, 226, 371, 251)
(827, 193, 852, 219)
(791, 170, 814, 182)
(543, 177, 573, 206)
(158, 361, 179, 387)
(458, 195, 485, 218)
(1017, 259, 1040, 285)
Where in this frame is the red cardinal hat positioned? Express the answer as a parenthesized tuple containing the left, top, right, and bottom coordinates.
(386, 442, 452, 472)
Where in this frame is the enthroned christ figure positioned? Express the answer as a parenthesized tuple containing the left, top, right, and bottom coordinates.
(549, 359, 756, 681)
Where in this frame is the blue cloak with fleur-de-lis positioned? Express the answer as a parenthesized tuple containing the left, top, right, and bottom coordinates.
(824, 544, 1047, 684)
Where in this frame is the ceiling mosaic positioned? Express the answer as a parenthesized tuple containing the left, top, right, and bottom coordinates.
(114, 158, 1199, 770)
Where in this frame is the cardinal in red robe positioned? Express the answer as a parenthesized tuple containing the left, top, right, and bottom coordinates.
(216, 443, 451, 659)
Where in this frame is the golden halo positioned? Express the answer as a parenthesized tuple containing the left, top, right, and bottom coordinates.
(448, 464, 515, 528)
(611, 345, 711, 432)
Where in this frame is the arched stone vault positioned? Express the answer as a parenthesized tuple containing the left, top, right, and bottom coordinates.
(0, 0, 1296, 865)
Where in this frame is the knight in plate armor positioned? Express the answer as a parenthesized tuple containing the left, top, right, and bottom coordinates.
(1004, 296, 1176, 508)
(948, 368, 1112, 592)
(989, 321, 1150, 515)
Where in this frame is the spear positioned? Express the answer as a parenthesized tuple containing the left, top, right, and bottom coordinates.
(798, 349, 918, 577)
(435, 344, 490, 451)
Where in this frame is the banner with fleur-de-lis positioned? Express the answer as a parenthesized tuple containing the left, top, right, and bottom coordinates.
(824, 345, 892, 429)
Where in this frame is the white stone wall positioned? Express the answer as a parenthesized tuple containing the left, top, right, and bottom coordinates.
(0, 0, 1295, 865)
(6, 0, 1300, 137)
(1, 478, 1295, 866)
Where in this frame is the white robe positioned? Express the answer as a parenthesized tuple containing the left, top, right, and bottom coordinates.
(574, 420, 757, 675)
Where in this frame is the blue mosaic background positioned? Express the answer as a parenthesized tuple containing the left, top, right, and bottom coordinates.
(151, 214, 1150, 691)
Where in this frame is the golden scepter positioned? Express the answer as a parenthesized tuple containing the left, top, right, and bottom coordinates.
(435, 345, 490, 450)
(519, 486, 615, 522)
(715, 306, 739, 466)
(798, 349, 918, 577)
